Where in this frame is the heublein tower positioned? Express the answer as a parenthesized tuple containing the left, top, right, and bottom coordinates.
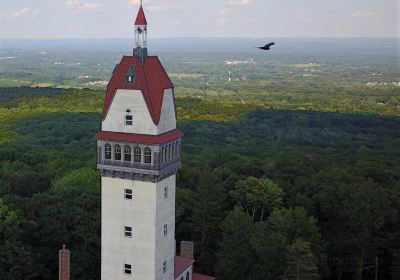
(96, 3, 184, 279)
(96, 3, 216, 280)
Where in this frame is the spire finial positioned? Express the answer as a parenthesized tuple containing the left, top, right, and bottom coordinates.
(140, 0, 143, 7)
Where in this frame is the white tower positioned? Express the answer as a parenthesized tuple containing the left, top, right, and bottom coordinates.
(96, 3, 184, 280)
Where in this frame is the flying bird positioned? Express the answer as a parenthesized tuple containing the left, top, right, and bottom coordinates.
(258, 42, 275, 51)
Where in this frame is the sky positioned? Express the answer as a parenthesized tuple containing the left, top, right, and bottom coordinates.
(0, 0, 399, 39)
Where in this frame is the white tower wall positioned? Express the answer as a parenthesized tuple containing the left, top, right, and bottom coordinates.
(101, 175, 176, 280)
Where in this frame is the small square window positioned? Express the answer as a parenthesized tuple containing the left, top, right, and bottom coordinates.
(124, 264, 132, 275)
(164, 187, 168, 198)
(126, 115, 133, 126)
(124, 226, 132, 237)
(163, 224, 168, 236)
(125, 189, 133, 200)
(163, 261, 167, 273)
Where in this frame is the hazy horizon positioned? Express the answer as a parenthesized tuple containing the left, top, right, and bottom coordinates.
(1, 0, 398, 39)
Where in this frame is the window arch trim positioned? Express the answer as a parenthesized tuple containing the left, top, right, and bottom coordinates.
(144, 147, 152, 164)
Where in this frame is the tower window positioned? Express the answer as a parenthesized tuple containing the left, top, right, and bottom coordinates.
(125, 115, 133, 126)
(124, 189, 133, 200)
(134, 146, 141, 162)
(114, 145, 121, 161)
(124, 226, 132, 237)
(105, 143, 111, 160)
(163, 224, 168, 236)
(163, 261, 167, 273)
(186, 271, 190, 280)
(164, 186, 168, 198)
(124, 146, 131, 161)
(144, 147, 152, 164)
(124, 264, 132, 275)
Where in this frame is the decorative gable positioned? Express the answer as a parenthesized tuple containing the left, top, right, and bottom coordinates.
(103, 56, 174, 125)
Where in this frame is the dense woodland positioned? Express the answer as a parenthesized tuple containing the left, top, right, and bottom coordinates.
(0, 86, 398, 280)
(0, 38, 399, 280)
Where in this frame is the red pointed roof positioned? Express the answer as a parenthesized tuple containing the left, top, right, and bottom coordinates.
(135, 5, 147, 25)
(103, 56, 173, 125)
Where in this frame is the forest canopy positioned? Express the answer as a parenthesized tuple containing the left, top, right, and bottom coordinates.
(0, 86, 398, 279)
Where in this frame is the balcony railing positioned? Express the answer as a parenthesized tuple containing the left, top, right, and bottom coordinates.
(99, 158, 180, 171)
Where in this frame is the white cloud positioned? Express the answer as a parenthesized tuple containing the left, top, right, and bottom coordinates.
(216, 0, 252, 26)
(127, 0, 141, 6)
(65, 0, 80, 8)
(65, 0, 105, 13)
(0, 7, 39, 20)
(349, 11, 376, 18)
(126, 0, 194, 12)
(227, 0, 251, 6)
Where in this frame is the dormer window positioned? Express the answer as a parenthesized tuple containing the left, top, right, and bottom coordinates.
(126, 66, 136, 84)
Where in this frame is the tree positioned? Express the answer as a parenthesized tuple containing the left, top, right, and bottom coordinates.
(282, 239, 320, 280)
(391, 253, 400, 280)
(268, 207, 327, 277)
(216, 207, 254, 280)
(188, 172, 226, 275)
(0, 199, 39, 279)
(230, 176, 283, 222)
(31, 168, 100, 280)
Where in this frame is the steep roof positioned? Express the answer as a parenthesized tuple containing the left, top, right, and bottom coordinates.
(135, 6, 147, 25)
(174, 256, 216, 280)
(103, 56, 173, 124)
(174, 256, 193, 278)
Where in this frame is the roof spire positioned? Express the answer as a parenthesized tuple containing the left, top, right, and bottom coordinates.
(135, 1, 147, 26)
(133, 1, 148, 61)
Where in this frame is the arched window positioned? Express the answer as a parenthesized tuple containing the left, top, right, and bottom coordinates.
(161, 147, 165, 163)
(134, 146, 141, 162)
(115, 145, 121, 161)
(168, 144, 172, 160)
(124, 146, 131, 161)
(166, 145, 170, 162)
(186, 271, 190, 280)
(144, 147, 152, 164)
(172, 143, 175, 159)
(105, 144, 112, 160)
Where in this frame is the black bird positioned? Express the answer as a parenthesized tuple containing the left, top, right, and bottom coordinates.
(258, 42, 275, 51)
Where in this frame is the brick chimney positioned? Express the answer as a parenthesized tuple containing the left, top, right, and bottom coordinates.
(59, 244, 70, 280)
(180, 241, 194, 260)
